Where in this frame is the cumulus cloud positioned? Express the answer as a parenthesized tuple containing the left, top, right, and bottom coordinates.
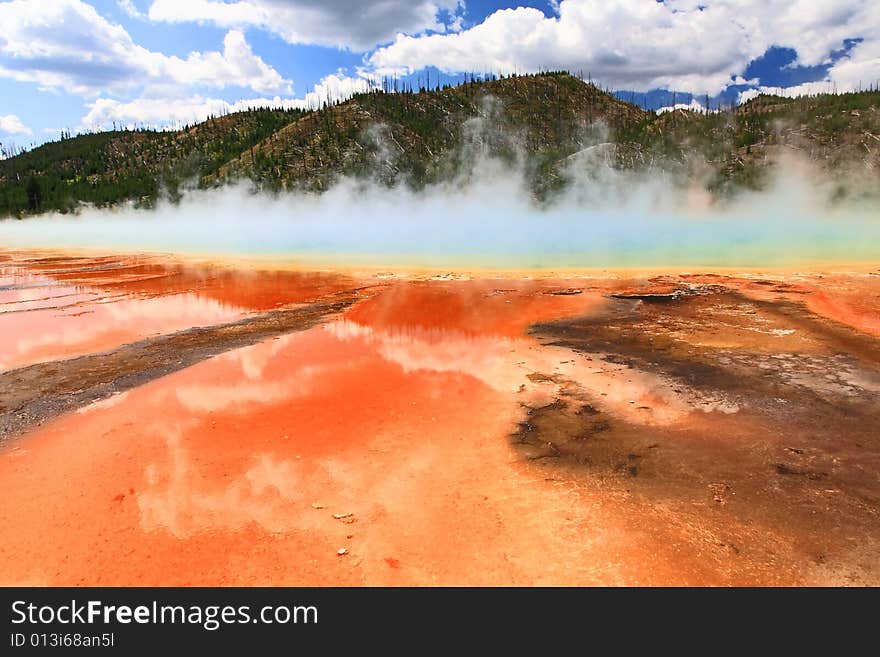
(738, 37, 880, 104)
(147, 0, 464, 51)
(656, 100, 712, 115)
(820, 38, 880, 91)
(0, 114, 32, 136)
(80, 73, 372, 130)
(0, 0, 291, 96)
(117, 0, 145, 19)
(368, 0, 880, 96)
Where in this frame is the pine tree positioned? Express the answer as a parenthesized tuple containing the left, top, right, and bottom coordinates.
(26, 175, 41, 211)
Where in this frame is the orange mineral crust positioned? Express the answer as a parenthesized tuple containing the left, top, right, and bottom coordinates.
(802, 278, 880, 337)
(1, 254, 879, 586)
(0, 318, 603, 585)
(0, 254, 356, 370)
(0, 277, 628, 585)
(344, 278, 606, 337)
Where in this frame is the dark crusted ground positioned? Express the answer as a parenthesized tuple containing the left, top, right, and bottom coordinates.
(514, 284, 880, 583)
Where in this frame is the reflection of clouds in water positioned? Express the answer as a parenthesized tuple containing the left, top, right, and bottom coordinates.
(137, 420, 362, 537)
(323, 320, 373, 341)
(0, 286, 96, 311)
(246, 454, 303, 499)
(3, 292, 246, 369)
(173, 329, 381, 414)
(0, 268, 54, 288)
(102, 293, 245, 324)
(174, 338, 338, 414)
(135, 320, 522, 537)
(326, 320, 709, 426)
(139, 312, 722, 537)
(324, 319, 523, 392)
(174, 377, 310, 413)
(218, 333, 296, 380)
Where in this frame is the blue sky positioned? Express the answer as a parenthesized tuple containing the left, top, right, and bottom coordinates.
(1, 0, 878, 150)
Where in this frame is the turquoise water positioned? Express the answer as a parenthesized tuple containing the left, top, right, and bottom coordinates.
(2, 183, 878, 269)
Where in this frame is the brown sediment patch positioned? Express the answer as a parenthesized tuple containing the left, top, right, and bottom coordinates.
(544, 288, 584, 296)
(0, 290, 363, 440)
(670, 271, 880, 339)
(609, 282, 728, 303)
(521, 279, 880, 584)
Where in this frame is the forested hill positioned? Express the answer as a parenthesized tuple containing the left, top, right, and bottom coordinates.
(2, 71, 879, 217)
(0, 108, 306, 216)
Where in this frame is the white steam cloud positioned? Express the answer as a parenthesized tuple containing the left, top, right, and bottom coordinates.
(1, 127, 879, 270)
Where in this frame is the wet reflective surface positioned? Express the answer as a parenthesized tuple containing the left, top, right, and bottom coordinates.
(0, 253, 355, 370)
(0, 252, 879, 585)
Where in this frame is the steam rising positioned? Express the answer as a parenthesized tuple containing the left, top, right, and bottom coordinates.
(2, 148, 878, 270)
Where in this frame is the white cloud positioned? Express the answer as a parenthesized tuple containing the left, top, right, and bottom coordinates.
(180, 30, 292, 95)
(117, 0, 145, 19)
(737, 83, 828, 104)
(0, 114, 32, 136)
(738, 37, 880, 104)
(80, 73, 372, 130)
(656, 100, 711, 115)
(821, 38, 880, 91)
(367, 0, 880, 96)
(0, 0, 291, 96)
(146, 0, 464, 51)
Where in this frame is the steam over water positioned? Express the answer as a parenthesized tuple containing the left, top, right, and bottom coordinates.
(2, 157, 879, 269)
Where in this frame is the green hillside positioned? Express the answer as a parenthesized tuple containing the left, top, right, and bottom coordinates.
(2, 71, 879, 217)
(0, 108, 305, 215)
